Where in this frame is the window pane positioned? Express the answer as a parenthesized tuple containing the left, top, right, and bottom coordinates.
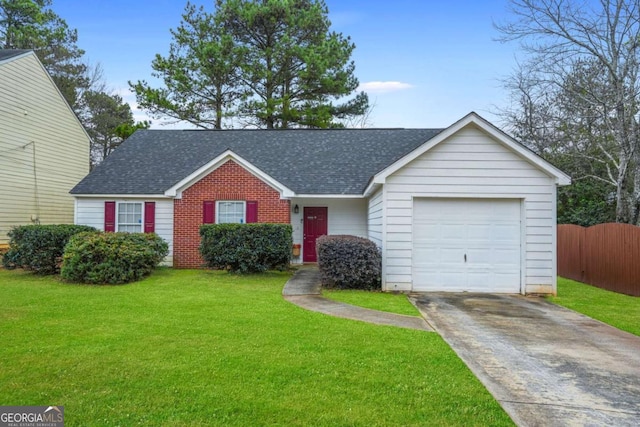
(218, 201, 244, 224)
(120, 224, 140, 233)
(117, 202, 142, 232)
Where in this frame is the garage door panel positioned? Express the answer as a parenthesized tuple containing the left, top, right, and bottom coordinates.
(467, 271, 493, 287)
(467, 224, 492, 241)
(439, 248, 464, 263)
(441, 224, 466, 241)
(412, 198, 521, 293)
(413, 247, 438, 261)
(413, 224, 440, 241)
(494, 224, 521, 241)
(466, 248, 494, 264)
(439, 271, 467, 286)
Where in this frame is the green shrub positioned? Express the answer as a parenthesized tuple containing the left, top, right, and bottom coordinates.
(317, 235, 381, 290)
(2, 224, 97, 274)
(200, 223, 292, 273)
(60, 232, 169, 284)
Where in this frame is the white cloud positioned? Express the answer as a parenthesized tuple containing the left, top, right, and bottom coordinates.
(358, 81, 413, 93)
(112, 86, 133, 99)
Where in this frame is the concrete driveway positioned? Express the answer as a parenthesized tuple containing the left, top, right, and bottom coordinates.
(410, 293, 640, 427)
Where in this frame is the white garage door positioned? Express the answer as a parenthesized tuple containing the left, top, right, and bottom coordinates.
(412, 198, 521, 293)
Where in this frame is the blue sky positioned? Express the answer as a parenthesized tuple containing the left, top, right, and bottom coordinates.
(54, 0, 518, 128)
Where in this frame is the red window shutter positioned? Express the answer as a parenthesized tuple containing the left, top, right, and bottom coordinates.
(144, 202, 156, 233)
(203, 201, 215, 224)
(104, 201, 116, 232)
(246, 201, 258, 223)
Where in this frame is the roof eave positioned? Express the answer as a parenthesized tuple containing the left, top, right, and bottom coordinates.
(71, 194, 171, 199)
(0, 49, 32, 65)
(292, 194, 366, 199)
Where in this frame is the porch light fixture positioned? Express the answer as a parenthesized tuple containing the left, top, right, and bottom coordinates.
(293, 204, 299, 214)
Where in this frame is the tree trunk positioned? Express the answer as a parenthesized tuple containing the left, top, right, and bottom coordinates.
(215, 83, 222, 130)
(615, 151, 630, 223)
(265, 44, 274, 129)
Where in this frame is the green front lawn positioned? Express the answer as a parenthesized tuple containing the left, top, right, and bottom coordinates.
(550, 277, 640, 336)
(0, 268, 512, 426)
(323, 289, 421, 317)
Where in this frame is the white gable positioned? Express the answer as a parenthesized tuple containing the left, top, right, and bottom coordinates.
(365, 112, 570, 196)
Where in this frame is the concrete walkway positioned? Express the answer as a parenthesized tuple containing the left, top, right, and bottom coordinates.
(283, 266, 431, 331)
(411, 293, 640, 427)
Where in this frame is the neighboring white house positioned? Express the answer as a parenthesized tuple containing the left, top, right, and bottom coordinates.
(0, 49, 90, 245)
(71, 112, 570, 295)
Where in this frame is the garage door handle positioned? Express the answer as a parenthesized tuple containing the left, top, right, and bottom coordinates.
(464, 254, 467, 263)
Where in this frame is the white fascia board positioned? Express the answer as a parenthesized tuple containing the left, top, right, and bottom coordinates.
(372, 112, 572, 187)
(72, 194, 170, 199)
(164, 149, 295, 199)
(293, 194, 365, 199)
(363, 181, 382, 198)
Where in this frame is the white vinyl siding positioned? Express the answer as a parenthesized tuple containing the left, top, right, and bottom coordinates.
(0, 53, 89, 244)
(367, 188, 383, 247)
(383, 125, 557, 294)
(75, 198, 175, 266)
(290, 198, 367, 264)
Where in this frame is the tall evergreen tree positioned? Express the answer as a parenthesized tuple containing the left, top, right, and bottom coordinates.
(132, 0, 369, 129)
(0, 0, 87, 108)
(78, 90, 150, 167)
(131, 2, 245, 129)
(217, 0, 368, 128)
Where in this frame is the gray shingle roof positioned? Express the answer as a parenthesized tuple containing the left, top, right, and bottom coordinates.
(71, 128, 443, 196)
(0, 49, 31, 62)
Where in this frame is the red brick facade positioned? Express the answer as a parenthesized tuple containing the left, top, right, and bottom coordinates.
(173, 160, 291, 268)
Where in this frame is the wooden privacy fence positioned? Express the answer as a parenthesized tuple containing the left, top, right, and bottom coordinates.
(558, 223, 640, 296)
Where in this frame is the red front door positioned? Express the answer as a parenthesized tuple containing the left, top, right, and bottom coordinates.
(303, 207, 328, 262)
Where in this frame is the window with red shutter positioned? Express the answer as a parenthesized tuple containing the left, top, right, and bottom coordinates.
(246, 201, 258, 223)
(203, 201, 215, 224)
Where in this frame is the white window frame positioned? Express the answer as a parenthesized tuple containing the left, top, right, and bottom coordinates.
(116, 201, 143, 232)
(216, 200, 246, 224)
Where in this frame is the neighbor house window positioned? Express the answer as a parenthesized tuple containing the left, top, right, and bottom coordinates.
(118, 202, 142, 232)
(217, 201, 245, 224)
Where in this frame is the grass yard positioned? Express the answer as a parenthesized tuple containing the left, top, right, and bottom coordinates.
(0, 268, 512, 426)
(323, 289, 420, 317)
(550, 277, 640, 337)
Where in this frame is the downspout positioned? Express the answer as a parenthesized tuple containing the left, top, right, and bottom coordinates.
(31, 141, 40, 224)
(21, 141, 40, 224)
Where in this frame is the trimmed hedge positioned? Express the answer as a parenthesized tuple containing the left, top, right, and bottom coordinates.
(2, 224, 97, 274)
(60, 232, 169, 284)
(317, 235, 381, 290)
(200, 223, 292, 273)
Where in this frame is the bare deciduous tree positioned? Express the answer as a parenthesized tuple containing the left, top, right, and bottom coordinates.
(496, 0, 640, 223)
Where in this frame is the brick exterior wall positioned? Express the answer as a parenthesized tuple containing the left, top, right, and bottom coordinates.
(173, 160, 291, 268)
